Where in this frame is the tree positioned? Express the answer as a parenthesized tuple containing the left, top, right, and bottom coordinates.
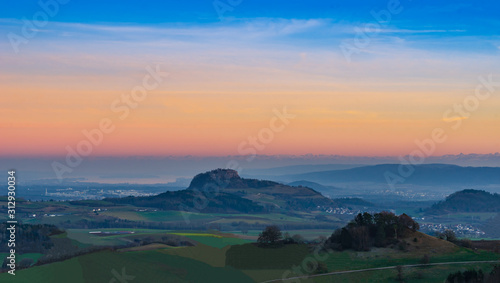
(240, 226, 248, 235)
(325, 229, 343, 251)
(486, 265, 500, 283)
(438, 229, 457, 243)
(396, 265, 404, 282)
(283, 232, 300, 244)
(464, 269, 483, 282)
(374, 225, 386, 247)
(313, 262, 328, 274)
(258, 225, 283, 247)
(374, 211, 398, 238)
(397, 213, 419, 235)
(354, 213, 364, 226)
(292, 234, 305, 244)
(354, 212, 374, 226)
(362, 212, 374, 225)
(420, 254, 430, 265)
(446, 268, 484, 283)
(350, 226, 370, 251)
(340, 228, 352, 249)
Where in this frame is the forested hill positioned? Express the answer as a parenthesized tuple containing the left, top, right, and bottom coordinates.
(186, 169, 336, 210)
(105, 169, 337, 213)
(426, 189, 500, 214)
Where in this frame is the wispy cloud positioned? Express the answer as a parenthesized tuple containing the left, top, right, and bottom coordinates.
(442, 116, 469, 122)
(371, 28, 466, 34)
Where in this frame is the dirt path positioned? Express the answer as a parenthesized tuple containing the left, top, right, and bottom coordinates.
(261, 260, 500, 282)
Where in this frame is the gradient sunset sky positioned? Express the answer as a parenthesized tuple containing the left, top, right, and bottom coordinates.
(1, 0, 500, 157)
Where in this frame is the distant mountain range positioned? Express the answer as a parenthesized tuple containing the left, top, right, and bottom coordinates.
(241, 164, 365, 177)
(426, 189, 500, 214)
(7, 153, 500, 183)
(277, 164, 500, 186)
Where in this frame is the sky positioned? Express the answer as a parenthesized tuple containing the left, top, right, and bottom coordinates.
(1, 0, 500, 159)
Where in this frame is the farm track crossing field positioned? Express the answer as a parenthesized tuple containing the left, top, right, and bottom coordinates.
(279, 262, 499, 283)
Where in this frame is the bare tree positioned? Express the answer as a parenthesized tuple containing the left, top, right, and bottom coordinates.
(258, 225, 283, 246)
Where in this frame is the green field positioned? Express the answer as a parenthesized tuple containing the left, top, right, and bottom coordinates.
(174, 233, 253, 248)
(65, 228, 173, 246)
(230, 229, 334, 240)
(226, 243, 310, 270)
(63, 229, 253, 249)
(2, 236, 499, 283)
(98, 208, 333, 227)
(0, 250, 254, 283)
(100, 209, 219, 222)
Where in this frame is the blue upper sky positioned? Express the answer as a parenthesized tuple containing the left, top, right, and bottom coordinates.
(1, 0, 499, 33)
(2, 0, 499, 56)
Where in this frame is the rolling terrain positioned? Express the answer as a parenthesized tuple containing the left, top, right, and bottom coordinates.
(2, 169, 500, 282)
(2, 223, 499, 282)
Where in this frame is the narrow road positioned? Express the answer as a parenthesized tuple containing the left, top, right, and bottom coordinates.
(261, 260, 500, 282)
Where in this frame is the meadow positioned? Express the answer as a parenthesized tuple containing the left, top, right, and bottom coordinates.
(2, 230, 499, 283)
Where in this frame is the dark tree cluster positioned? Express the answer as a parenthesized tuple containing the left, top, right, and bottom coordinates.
(445, 267, 500, 283)
(324, 212, 420, 251)
(446, 269, 484, 283)
(0, 223, 63, 254)
(257, 226, 310, 248)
